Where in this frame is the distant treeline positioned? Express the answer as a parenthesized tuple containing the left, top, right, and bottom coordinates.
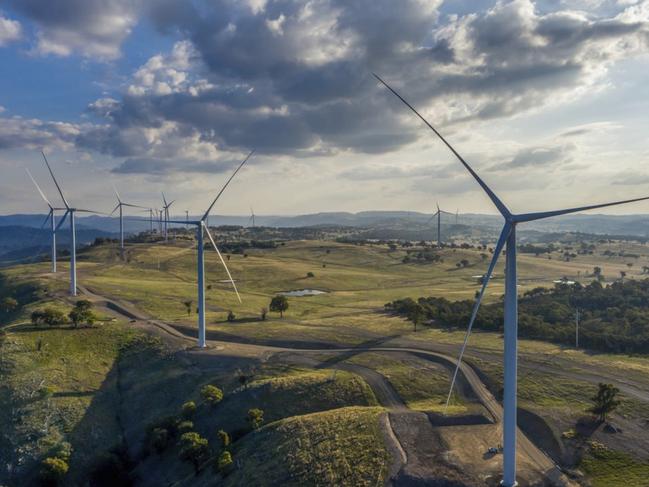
(386, 279, 649, 354)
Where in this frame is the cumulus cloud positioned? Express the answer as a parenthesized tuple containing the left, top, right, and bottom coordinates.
(491, 143, 576, 170)
(0, 13, 21, 46)
(8, 0, 139, 59)
(0, 116, 81, 150)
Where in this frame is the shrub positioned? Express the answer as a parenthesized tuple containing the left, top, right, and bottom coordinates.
(32, 308, 66, 327)
(181, 401, 196, 419)
(260, 307, 267, 321)
(40, 457, 69, 484)
(306, 272, 315, 278)
(216, 450, 233, 474)
(0, 296, 18, 313)
(178, 420, 194, 433)
(150, 427, 170, 453)
(227, 310, 235, 322)
(217, 429, 230, 449)
(247, 408, 264, 430)
(69, 300, 95, 327)
(179, 432, 210, 474)
(201, 385, 224, 406)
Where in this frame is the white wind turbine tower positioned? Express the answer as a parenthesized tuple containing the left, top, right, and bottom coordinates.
(26, 168, 66, 273)
(110, 185, 148, 250)
(166, 150, 254, 347)
(41, 152, 105, 296)
(429, 202, 453, 247)
(374, 74, 649, 487)
(249, 207, 256, 228)
(162, 193, 175, 241)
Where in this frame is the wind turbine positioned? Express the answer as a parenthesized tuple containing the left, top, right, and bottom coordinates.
(110, 185, 148, 250)
(249, 207, 256, 228)
(166, 150, 254, 347)
(373, 74, 649, 487)
(41, 152, 104, 296)
(162, 193, 175, 241)
(428, 202, 453, 247)
(25, 168, 66, 272)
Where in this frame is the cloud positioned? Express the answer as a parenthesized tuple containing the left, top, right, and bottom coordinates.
(0, 14, 21, 46)
(491, 143, 576, 170)
(8, 0, 139, 59)
(111, 156, 241, 174)
(0, 116, 81, 150)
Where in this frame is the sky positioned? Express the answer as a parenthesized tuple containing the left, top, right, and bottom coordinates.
(0, 0, 648, 217)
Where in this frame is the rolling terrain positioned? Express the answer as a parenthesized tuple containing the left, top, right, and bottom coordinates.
(2, 237, 649, 486)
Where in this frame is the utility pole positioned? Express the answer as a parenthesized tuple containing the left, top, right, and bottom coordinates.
(185, 210, 189, 229)
(575, 308, 580, 349)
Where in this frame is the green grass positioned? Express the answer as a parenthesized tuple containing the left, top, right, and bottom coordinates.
(0, 319, 141, 484)
(222, 406, 389, 487)
(581, 442, 649, 487)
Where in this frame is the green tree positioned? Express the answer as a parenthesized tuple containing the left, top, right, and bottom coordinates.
(260, 307, 267, 321)
(178, 432, 210, 474)
(1, 297, 18, 313)
(216, 450, 233, 474)
(589, 383, 621, 423)
(247, 408, 264, 430)
(183, 300, 193, 316)
(269, 295, 288, 318)
(227, 310, 236, 322)
(217, 429, 230, 449)
(71, 300, 95, 327)
(40, 457, 69, 484)
(150, 427, 170, 453)
(38, 308, 67, 327)
(201, 385, 224, 406)
(181, 401, 197, 419)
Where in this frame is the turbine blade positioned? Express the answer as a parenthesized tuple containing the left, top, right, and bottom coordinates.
(55, 210, 69, 231)
(162, 192, 168, 206)
(372, 74, 510, 218)
(203, 222, 242, 303)
(112, 183, 122, 203)
(516, 195, 649, 223)
(41, 151, 69, 209)
(75, 208, 107, 215)
(121, 202, 148, 209)
(109, 204, 120, 216)
(41, 209, 52, 229)
(168, 219, 200, 224)
(444, 222, 512, 411)
(202, 150, 255, 221)
(25, 168, 53, 207)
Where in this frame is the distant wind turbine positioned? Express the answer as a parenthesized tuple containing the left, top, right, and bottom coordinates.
(162, 193, 175, 241)
(428, 202, 453, 247)
(110, 185, 148, 250)
(25, 168, 66, 273)
(166, 150, 254, 347)
(41, 152, 105, 296)
(249, 207, 256, 228)
(374, 73, 649, 487)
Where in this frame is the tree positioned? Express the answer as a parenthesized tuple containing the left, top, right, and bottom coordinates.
(593, 266, 603, 281)
(183, 300, 193, 316)
(269, 295, 288, 318)
(227, 310, 236, 322)
(306, 271, 315, 278)
(40, 457, 69, 485)
(150, 427, 170, 453)
(201, 385, 223, 406)
(69, 301, 96, 328)
(33, 308, 67, 327)
(260, 307, 267, 321)
(178, 432, 210, 474)
(589, 383, 620, 423)
(620, 270, 626, 281)
(247, 408, 264, 430)
(216, 450, 233, 474)
(218, 429, 230, 449)
(181, 401, 197, 419)
(1, 297, 18, 313)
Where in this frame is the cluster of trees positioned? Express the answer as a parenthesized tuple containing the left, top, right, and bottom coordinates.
(31, 300, 96, 328)
(402, 249, 443, 264)
(144, 384, 264, 478)
(386, 279, 649, 354)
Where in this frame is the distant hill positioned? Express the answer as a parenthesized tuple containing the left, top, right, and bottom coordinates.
(2, 211, 649, 235)
(0, 225, 118, 266)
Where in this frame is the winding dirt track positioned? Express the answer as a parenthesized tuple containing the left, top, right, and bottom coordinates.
(75, 283, 572, 486)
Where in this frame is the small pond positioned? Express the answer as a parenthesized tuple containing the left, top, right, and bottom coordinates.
(279, 289, 328, 297)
